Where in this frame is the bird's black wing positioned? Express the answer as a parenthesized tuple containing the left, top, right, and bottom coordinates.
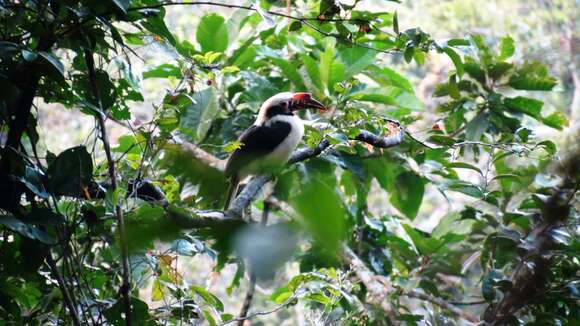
(225, 121, 292, 177)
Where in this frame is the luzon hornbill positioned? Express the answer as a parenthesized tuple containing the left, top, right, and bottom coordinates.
(223, 92, 327, 210)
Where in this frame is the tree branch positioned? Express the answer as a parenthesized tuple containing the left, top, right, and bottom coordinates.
(169, 136, 225, 170)
(406, 290, 479, 323)
(342, 245, 397, 318)
(236, 201, 270, 325)
(46, 251, 83, 326)
(83, 50, 132, 326)
(342, 245, 480, 323)
(126, 1, 400, 55)
(483, 142, 579, 324)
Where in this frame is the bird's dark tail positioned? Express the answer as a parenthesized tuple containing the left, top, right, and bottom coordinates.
(224, 176, 239, 210)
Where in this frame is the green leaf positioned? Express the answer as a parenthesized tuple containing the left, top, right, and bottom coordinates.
(110, 0, 129, 13)
(191, 285, 224, 312)
(142, 14, 176, 46)
(504, 96, 543, 120)
(319, 43, 345, 92)
(536, 140, 557, 156)
(28, 207, 65, 226)
(465, 111, 489, 141)
(38, 51, 64, 78)
(151, 279, 164, 301)
(301, 53, 323, 92)
(368, 66, 414, 92)
(288, 21, 302, 31)
(390, 171, 424, 220)
(0, 215, 56, 244)
(268, 56, 306, 89)
(428, 135, 456, 146)
(143, 64, 182, 79)
(431, 212, 474, 238)
(491, 174, 521, 184)
(498, 36, 515, 60)
(338, 46, 376, 79)
(393, 11, 399, 34)
(47, 146, 93, 196)
(464, 60, 486, 85)
(441, 47, 464, 77)
(291, 178, 346, 251)
(270, 286, 293, 304)
(348, 86, 422, 111)
(104, 297, 150, 326)
(508, 61, 557, 91)
(18, 166, 50, 199)
(180, 88, 220, 143)
(488, 62, 513, 80)
(403, 46, 414, 63)
(447, 38, 470, 46)
(542, 111, 568, 130)
(447, 162, 482, 175)
(197, 14, 229, 53)
(446, 181, 484, 198)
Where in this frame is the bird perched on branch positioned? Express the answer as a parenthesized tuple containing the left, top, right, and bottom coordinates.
(224, 92, 327, 210)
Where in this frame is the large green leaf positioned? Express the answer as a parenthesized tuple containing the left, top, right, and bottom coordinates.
(300, 53, 323, 92)
(319, 44, 345, 92)
(291, 179, 346, 251)
(47, 146, 93, 197)
(367, 66, 414, 93)
(465, 111, 489, 140)
(337, 46, 376, 79)
(0, 215, 56, 244)
(142, 14, 176, 46)
(441, 46, 464, 77)
(348, 86, 422, 111)
(542, 111, 568, 130)
(498, 36, 515, 60)
(197, 13, 229, 53)
(508, 61, 557, 91)
(390, 171, 424, 220)
(180, 88, 220, 143)
(504, 96, 543, 120)
(268, 56, 306, 89)
(104, 297, 150, 326)
(142, 63, 182, 79)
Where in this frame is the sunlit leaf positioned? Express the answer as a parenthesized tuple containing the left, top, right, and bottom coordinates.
(197, 13, 229, 53)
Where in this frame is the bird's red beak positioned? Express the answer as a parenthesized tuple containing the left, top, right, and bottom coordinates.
(290, 92, 327, 112)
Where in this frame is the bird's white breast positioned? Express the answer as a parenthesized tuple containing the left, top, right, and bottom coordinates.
(264, 114, 304, 163)
(240, 114, 303, 178)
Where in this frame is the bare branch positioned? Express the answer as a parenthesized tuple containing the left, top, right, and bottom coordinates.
(218, 291, 300, 326)
(46, 252, 83, 326)
(342, 245, 397, 318)
(127, 1, 401, 55)
(169, 137, 225, 170)
(484, 145, 579, 324)
(406, 290, 479, 323)
(84, 50, 133, 326)
(237, 202, 270, 325)
(342, 245, 480, 323)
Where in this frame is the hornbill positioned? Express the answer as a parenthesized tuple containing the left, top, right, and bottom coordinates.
(223, 92, 327, 209)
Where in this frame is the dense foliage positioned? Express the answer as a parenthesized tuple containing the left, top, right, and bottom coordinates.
(0, 1, 578, 325)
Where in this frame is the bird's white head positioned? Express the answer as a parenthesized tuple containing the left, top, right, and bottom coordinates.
(255, 92, 327, 125)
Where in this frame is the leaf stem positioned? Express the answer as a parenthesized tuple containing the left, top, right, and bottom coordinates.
(83, 49, 133, 326)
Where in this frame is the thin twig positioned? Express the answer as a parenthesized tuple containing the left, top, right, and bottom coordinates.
(46, 252, 83, 326)
(127, 1, 400, 55)
(83, 50, 133, 326)
(219, 291, 299, 326)
(405, 290, 479, 322)
(236, 201, 270, 325)
(342, 245, 480, 323)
